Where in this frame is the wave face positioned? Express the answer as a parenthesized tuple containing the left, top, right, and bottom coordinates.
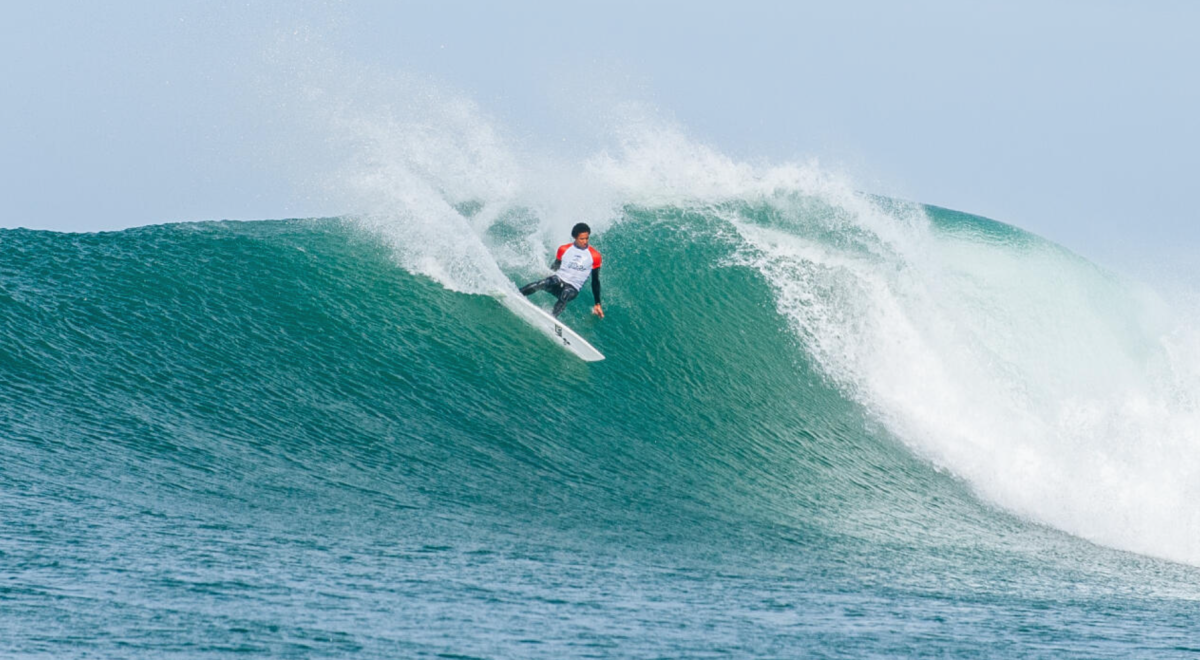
(4, 201, 1200, 657)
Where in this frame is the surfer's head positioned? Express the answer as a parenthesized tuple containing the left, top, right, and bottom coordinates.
(571, 223, 590, 248)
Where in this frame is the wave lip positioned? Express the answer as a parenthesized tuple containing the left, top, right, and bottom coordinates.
(728, 194, 1200, 566)
(5, 208, 1200, 659)
(5, 194, 1200, 574)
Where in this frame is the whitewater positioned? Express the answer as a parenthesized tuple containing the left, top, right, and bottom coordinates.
(5, 57, 1200, 658)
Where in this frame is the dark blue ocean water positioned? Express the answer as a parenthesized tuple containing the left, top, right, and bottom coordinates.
(3, 208, 1200, 658)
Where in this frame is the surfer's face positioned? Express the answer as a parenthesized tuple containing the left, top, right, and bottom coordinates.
(574, 232, 590, 249)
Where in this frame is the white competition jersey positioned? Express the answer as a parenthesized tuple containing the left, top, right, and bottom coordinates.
(555, 242, 602, 291)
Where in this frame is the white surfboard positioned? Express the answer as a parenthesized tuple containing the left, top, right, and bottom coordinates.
(496, 292, 605, 362)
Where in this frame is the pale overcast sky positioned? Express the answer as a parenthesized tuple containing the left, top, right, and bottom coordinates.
(2, 1, 1197, 271)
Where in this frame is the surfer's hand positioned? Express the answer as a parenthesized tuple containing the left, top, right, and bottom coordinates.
(592, 304, 604, 318)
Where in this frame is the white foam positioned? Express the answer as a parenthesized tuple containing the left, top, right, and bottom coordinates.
(732, 193, 1200, 567)
(259, 36, 536, 294)
(262, 40, 1200, 565)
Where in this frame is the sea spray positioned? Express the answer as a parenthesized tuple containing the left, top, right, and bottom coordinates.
(731, 196, 1200, 566)
(4, 216, 1200, 658)
(256, 35, 1200, 567)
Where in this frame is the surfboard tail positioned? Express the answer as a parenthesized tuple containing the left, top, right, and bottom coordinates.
(496, 293, 605, 362)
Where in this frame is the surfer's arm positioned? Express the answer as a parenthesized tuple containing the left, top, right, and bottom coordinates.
(552, 244, 569, 271)
(591, 268, 604, 317)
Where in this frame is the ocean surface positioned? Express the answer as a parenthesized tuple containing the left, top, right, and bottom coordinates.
(5, 194, 1200, 658)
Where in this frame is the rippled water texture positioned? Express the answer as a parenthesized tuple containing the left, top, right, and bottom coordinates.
(3, 210, 1199, 658)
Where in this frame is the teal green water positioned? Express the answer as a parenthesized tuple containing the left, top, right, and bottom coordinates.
(3, 208, 1200, 658)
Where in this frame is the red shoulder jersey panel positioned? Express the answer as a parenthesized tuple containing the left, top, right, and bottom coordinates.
(554, 242, 602, 290)
(556, 243, 602, 268)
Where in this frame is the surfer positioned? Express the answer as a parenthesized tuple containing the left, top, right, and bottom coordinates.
(519, 223, 604, 318)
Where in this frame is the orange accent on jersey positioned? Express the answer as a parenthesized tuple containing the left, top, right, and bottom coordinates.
(557, 242, 601, 270)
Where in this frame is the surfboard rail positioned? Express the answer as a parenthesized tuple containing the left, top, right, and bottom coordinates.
(495, 292, 605, 362)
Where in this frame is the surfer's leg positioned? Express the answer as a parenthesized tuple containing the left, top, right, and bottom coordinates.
(520, 275, 559, 296)
(551, 284, 579, 317)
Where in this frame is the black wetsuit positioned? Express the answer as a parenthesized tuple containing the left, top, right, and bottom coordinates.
(519, 257, 602, 317)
